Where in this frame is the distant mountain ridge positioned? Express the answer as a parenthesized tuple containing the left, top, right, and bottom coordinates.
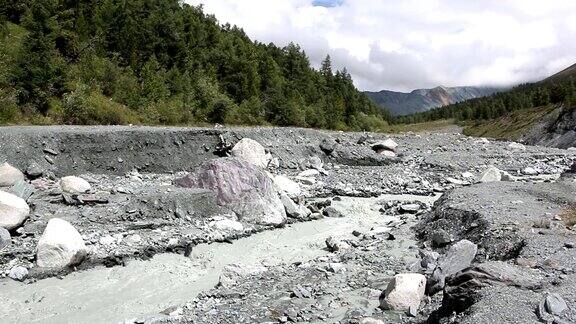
(365, 86, 501, 116)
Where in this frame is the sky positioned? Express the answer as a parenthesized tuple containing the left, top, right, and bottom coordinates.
(186, 0, 576, 92)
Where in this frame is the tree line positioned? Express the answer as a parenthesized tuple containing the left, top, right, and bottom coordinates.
(0, 0, 390, 130)
(395, 77, 576, 124)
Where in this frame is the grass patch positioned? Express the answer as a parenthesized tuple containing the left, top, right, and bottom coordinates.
(384, 119, 460, 133)
(462, 105, 556, 141)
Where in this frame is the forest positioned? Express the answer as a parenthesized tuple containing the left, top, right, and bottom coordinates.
(395, 77, 576, 124)
(0, 0, 390, 131)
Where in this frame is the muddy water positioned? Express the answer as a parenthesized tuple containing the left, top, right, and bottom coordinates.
(0, 194, 438, 324)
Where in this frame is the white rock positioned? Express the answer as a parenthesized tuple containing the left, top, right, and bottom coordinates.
(126, 234, 142, 244)
(380, 273, 426, 311)
(298, 169, 320, 178)
(522, 167, 539, 175)
(0, 163, 24, 187)
(475, 137, 490, 144)
(60, 176, 91, 194)
(0, 190, 30, 230)
(480, 166, 502, 183)
(8, 266, 28, 281)
(461, 172, 474, 178)
(446, 177, 465, 185)
(272, 175, 302, 197)
(36, 218, 87, 268)
(372, 139, 398, 152)
(231, 138, 269, 169)
(508, 142, 526, 150)
(210, 217, 244, 232)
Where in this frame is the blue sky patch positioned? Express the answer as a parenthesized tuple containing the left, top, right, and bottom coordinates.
(312, 0, 344, 8)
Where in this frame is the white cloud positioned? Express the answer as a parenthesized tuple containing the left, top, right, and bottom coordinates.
(186, 0, 576, 91)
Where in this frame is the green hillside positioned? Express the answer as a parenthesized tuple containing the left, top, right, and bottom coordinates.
(0, 0, 389, 130)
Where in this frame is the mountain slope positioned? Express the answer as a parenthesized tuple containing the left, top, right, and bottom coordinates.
(365, 86, 500, 116)
(0, 1, 388, 130)
(544, 63, 576, 83)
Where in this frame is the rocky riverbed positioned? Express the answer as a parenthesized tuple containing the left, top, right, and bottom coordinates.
(0, 126, 575, 324)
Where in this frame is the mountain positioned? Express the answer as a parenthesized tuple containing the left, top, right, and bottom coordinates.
(543, 63, 576, 83)
(365, 86, 501, 116)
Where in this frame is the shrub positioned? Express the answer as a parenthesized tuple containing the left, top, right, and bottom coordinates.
(62, 85, 139, 125)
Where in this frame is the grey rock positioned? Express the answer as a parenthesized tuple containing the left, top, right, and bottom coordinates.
(480, 166, 502, 183)
(545, 293, 568, 316)
(400, 203, 421, 214)
(322, 206, 343, 218)
(26, 163, 43, 178)
(325, 236, 350, 252)
(429, 240, 478, 294)
(319, 138, 337, 155)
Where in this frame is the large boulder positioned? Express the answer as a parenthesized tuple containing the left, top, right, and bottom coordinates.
(60, 176, 91, 194)
(380, 273, 426, 311)
(174, 158, 286, 226)
(36, 218, 88, 268)
(428, 239, 478, 294)
(0, 190, 30, 230)
(231, 138, 269, 169)
(0, 163, 24, 187)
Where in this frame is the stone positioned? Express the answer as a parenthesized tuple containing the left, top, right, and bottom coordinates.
(359, 318, 385, 324)
(0, 227, 11, 249)
(500, 170, 516, 182)
(280, 192, 311, 219)
(298, 169, 320, 178)
(272, 175, 302, 198)
(26, 163, 43, 179)
(8, 266, 28, 281)
(174, 158, 286, 226)
(36, 218, 88, 268)
(380, 273, 426, 311)
(380, 150, 397, 158)
(461, 172, 474, 178)
(0, 190, 30, 230)
(294, 176, 316, 185)
(545, 293, 568, 316)
(325, 236, 350, 252)
(429, 240, 478, 294)
(0, 163, 24, 187)
(219, 263, 268, 288)
(322, 206, 343, 218)
(400, 204, 420, 214)
(522, 167, 539, 175)
(209, 217, 244, 232)
(508, 142, 526, 150)
(60, 176, 91, 194)
(419, 250, 440, 268)
(372, 139, 398, 153)
(319, 138, 337, 155)
(480, 166, 501, 183)
(326, 262, 346, 273)
(99, 235, 116, 245)
(231, 138, 269, 169)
